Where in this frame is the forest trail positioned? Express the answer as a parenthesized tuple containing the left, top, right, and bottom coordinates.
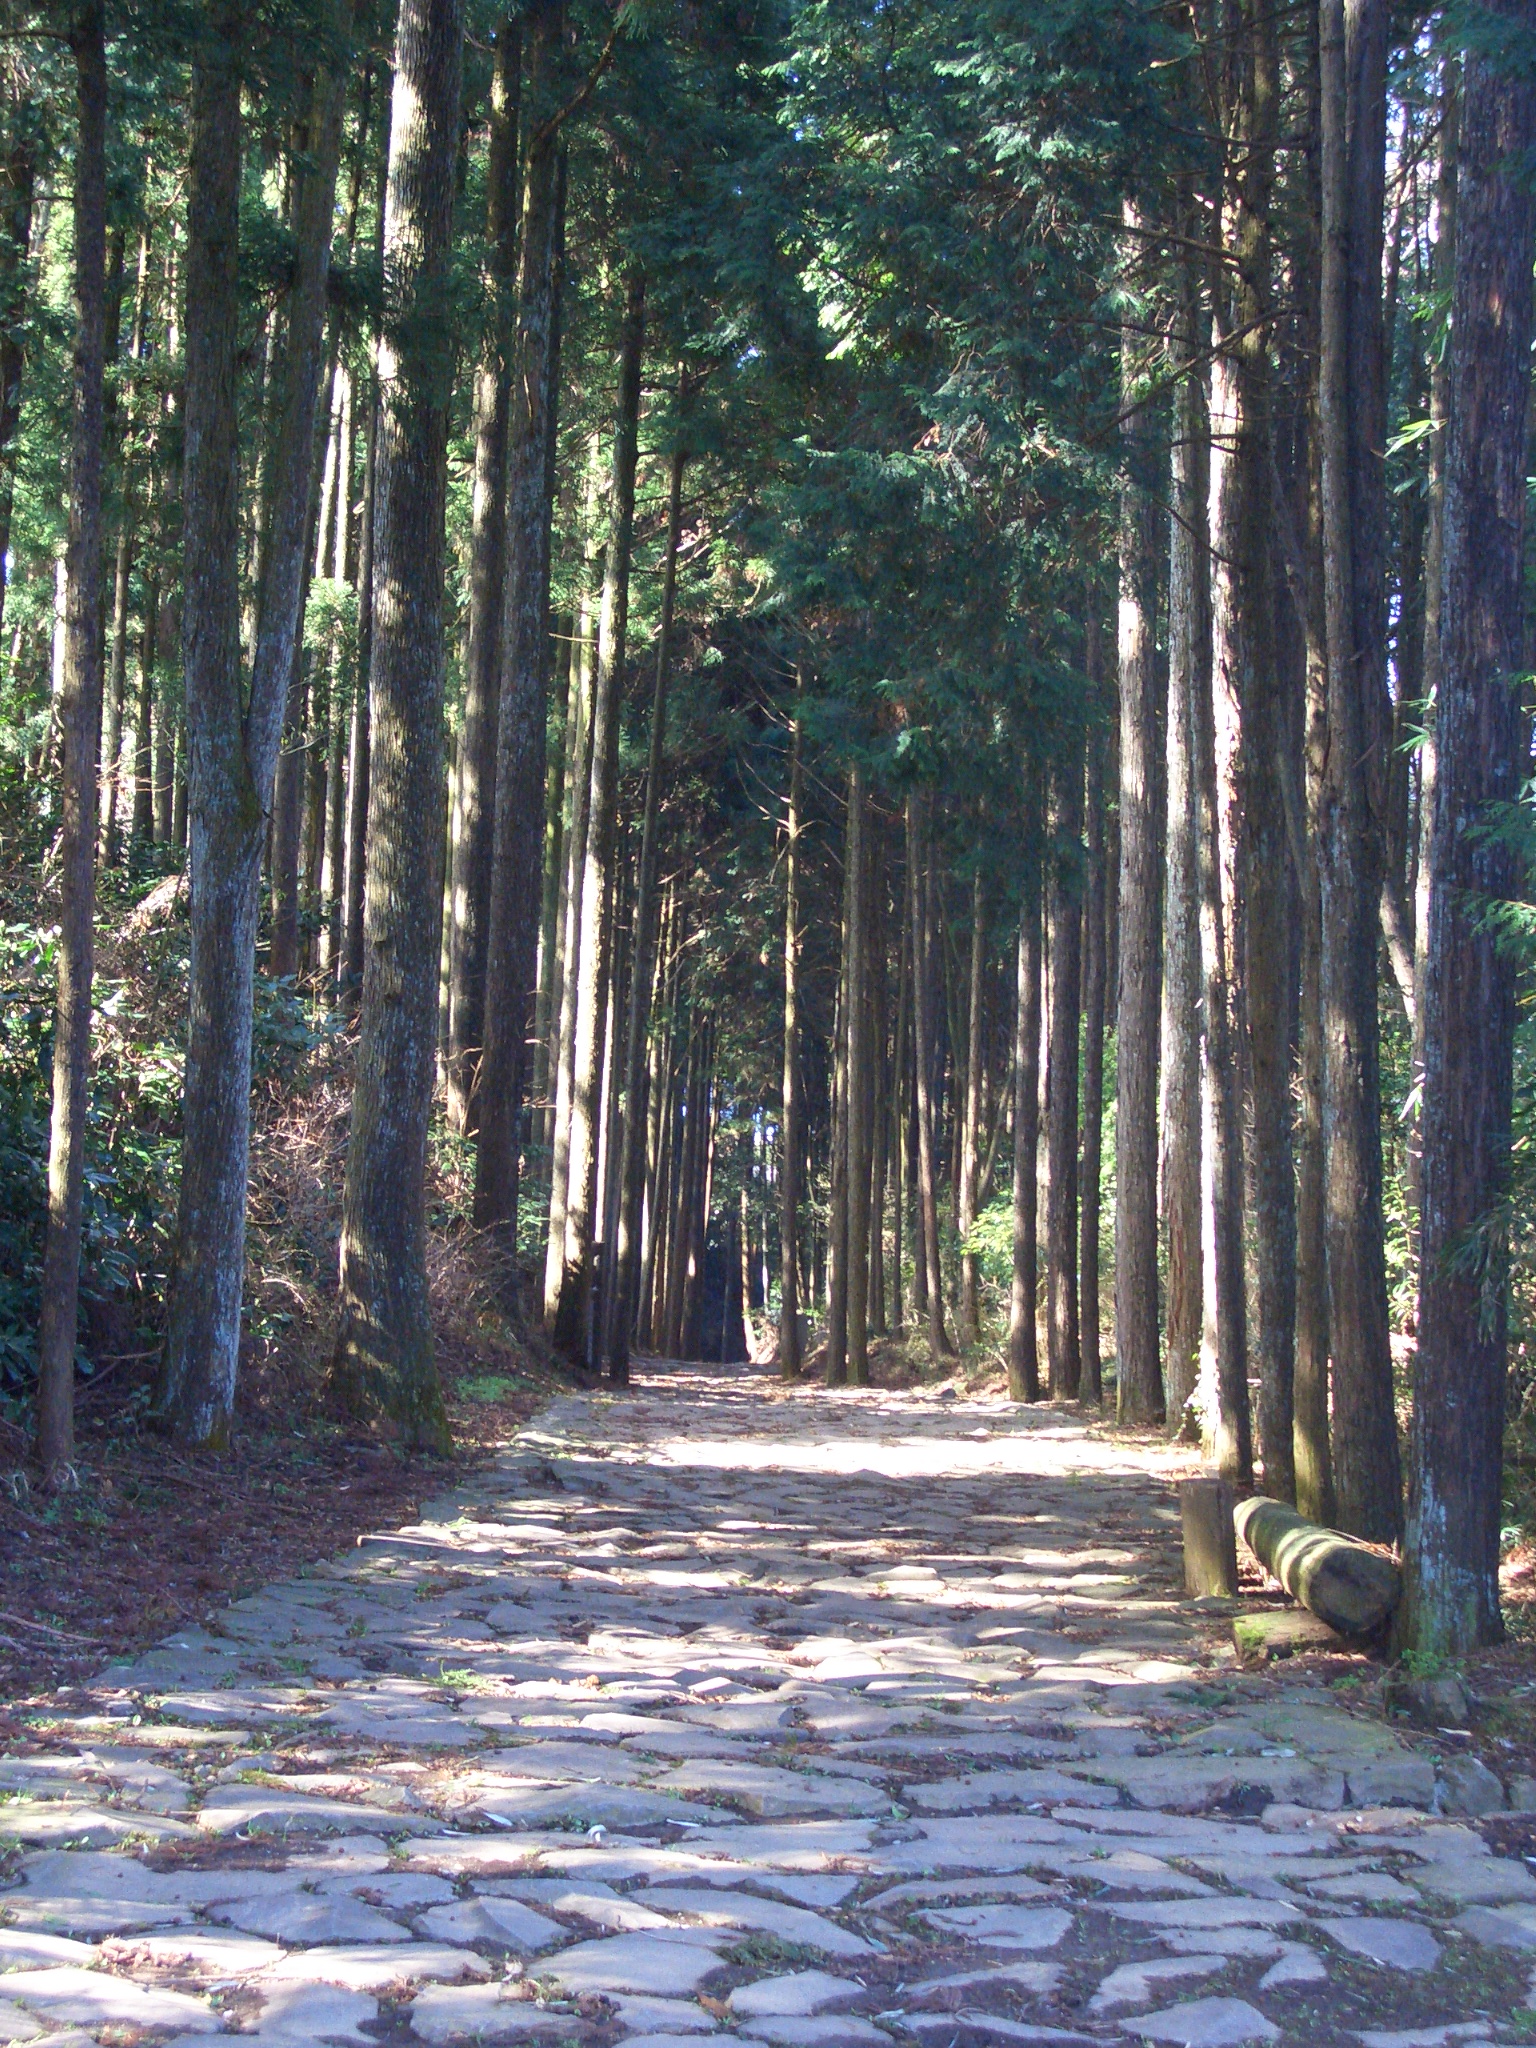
(2, 1366, 1532, 2047)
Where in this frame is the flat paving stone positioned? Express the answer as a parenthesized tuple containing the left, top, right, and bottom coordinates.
(1319, 1917, 1442, 1971)
(542, 1931, 729, 1996)
(249, 1981, 379, 2044)
(736, 2020, 891, 2047)
(0, 2002, 45, 2044)
(1090, 1955, 1230, 2011)
(0, 1966, 221, 2033)
(640, 1887, 873, 1956)
(409, 1984, 581, 2042)
(728, 1971, 863, 2018)
(416, 1897, 565, 1950)
(264, 1941, 490, 1987)
(197, 1783, 443, 1834)
(1125, 1998, 1280, 2045)
(917, 1903, 1073, 1948)
(653, 1762, 887, 1817)
(213, 1890, 413, 1944)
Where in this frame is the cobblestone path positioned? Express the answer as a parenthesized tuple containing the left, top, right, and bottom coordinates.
(3, 1362, 1535, 2048)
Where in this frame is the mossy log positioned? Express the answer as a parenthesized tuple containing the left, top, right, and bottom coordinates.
(1233, 1494, 1401, 1636)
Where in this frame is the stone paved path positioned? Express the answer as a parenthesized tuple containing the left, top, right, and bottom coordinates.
(4, 1362, 1536, 2048)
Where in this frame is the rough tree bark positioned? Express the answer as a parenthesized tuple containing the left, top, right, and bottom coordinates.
(608, 445, 684, 1382)
(1162, 307, 1203, 1435)
(1046, 744, 1083, 1401)
(332, 0, 461, 1449)
(476, 0, 565, 1236)
(1079, 692, 1107, 1407)
(0, 116, 35, 645)
(551, 265, 644, 1349)
(35, 0, 106, 1477)
(958, 867, 985, 1347)
(1115, 231, 1164, 1426)
(779, 681, 804, 1379)
(444, 13, 520, 1130)
(1317, 0, 1402, 1539)
(907, 791, 953, 1358)
(1009, 838, 1043, 1401)
(1403, 3, 1536, 1656)
(157, 3, 350, 1444)
(845, 767, 872, 1387)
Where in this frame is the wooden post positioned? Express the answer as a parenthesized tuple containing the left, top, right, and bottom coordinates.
(1181, 1476, 1239, 1597)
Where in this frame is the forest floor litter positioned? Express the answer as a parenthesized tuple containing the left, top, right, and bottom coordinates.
(5, 1359, 1536, 2047)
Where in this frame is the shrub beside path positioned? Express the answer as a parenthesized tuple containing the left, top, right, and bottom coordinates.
(2, 1361, 1534, 2048)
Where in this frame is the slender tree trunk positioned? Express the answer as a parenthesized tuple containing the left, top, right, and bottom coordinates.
(1409, 59, 1458, 1239)
(1163, 308, 1203, 1434)
(958, 867, 984, 1347)
(35, 1, 106, 1476)
(1009, 845, 1043, 1401)
(1403, 6, 1536, 1655)
(342, 377, 377, 991)
(779, 683, 804, 1378)
(1115, 236, 1164, 1425)
(551, 265, 643, 1347)
(0, 123, 36, 647)
(331, 0, 459, 1449)
(1079, 696, 1107, 1407)
(889, 873, 907, 1335)
(158, 3, 350, 1444)
(1047, 742, 1084, 1400)
(1317, 0, 1402, 1539)
(132, 529, 157, 849)
(868, 851, 889, 1339)
(845, 768, 871, 1386)
(445, 13, 520, 1129)
(825, 846, 852, 1387)
(476, 13, 565, 1238)
(908, 791, 953, 1357)
(1196, 352, 1253, 1485)
(610, 445, 683, 1381)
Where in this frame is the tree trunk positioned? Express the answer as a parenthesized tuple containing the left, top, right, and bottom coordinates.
(343, 374, 378, 992)
(158, 3, 350, 1444)
(444, 13, 520, 1130)
(1115, 238, 1164, 1426)
(1317, 0, 1402, 1540)
(35, 0, 106, 1477)
(958, 867, 984, 1347)
(1046, 743, 1083, 1400)
(1196, 354, 1253, 1485)
(551, 265, 643, 1350)
(868, 848, 889, 1339)
(845, 768, 871, 1386)
(1079, 691, 1107, 1407)
(1409, 58, 1459, 1239)
(1402, 4, 1536, 1656)
(908, 791, 953, 1357)
(1163, 311, 1203, 1434)
(331, 0, 460, 1450)
(0, 121, 35, 647)
(476, 9, 566, 1237)
(1009, 846, 1043, 1401)
(609, 444, 684, 1381)
(779, 681, 804, 1378)
(1218, 0, 1295, 1499)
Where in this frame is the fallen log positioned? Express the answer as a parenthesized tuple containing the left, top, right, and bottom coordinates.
(1232, 1494, 1401, 1637)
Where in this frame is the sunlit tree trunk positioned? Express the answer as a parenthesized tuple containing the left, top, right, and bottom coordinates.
(907, 791, 953, 1358)
(1115, 230, 1164, 1426)
(553, 266, 643, 1349)
(845, 768, 872, 1386)
(1403, 4, 1536, 1656)
(1079, 686, 1107, 1407)
(779, 679, 804, 1378)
